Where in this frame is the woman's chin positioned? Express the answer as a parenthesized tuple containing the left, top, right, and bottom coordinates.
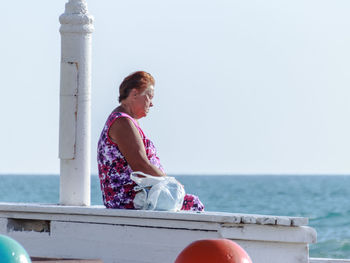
(138, 112, 148, 119)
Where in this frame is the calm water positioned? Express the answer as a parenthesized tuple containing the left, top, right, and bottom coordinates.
(1, 174, 350, 259)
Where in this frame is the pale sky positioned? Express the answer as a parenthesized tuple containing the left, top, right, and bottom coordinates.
(1, 0, 349, 175)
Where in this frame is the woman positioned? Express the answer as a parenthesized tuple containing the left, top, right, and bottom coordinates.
(97, 71, 204, 211)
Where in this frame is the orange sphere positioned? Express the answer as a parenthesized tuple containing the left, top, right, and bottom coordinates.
(174, 239, 252, 263)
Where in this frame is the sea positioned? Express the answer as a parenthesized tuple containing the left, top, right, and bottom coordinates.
(1, 174, 350, 259)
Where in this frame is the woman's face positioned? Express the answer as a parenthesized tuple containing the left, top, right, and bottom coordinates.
(132, 85, 154, 119)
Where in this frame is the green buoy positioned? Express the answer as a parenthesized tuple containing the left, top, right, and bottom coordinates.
(0, 235, 31, 263)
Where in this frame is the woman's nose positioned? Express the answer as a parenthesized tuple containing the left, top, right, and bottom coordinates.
(150, 102, 153, 107)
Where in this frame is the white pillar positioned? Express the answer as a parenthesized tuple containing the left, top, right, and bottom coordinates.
(59, 0, 94, 206)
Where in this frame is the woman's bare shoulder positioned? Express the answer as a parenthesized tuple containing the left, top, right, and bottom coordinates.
(109, 116, 139, 142)
(112, 116, 134, 128)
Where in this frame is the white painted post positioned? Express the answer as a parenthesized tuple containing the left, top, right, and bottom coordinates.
(59, 0, 94, 206)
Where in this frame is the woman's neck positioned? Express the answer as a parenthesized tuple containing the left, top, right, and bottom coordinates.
(116, 103, 138, 120)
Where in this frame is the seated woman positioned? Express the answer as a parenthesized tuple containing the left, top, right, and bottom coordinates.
(97, 71, 204, 211)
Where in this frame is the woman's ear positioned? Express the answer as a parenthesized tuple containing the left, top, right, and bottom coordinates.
(130, 88, 138, 98)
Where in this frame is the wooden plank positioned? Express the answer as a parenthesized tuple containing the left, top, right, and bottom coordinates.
(256, 216, 276, 225)
(242, 215, 257, 224)
(2, 213, 221, 232)
(31, 259, 102, 263)
(219, 224, 317, 243)
(0, 203, 309, 226)
(276, 216, 291, 226)
(291, 217, 308, 226)
(309, 258, 350, 263)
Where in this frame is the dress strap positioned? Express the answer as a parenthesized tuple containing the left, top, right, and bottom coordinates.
(107, 112, 145, 139)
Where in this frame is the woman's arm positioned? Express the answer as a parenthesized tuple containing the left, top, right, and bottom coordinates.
(108, 117, 166, 177)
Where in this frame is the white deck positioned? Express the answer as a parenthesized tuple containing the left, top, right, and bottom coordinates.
(0, 202, 316, 263)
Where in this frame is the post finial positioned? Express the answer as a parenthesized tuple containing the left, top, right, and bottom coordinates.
(59, 0, 94, 34)
(65, 0, 88, 14)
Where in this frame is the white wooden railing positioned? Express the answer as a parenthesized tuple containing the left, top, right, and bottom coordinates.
(0, 202, 316, 263)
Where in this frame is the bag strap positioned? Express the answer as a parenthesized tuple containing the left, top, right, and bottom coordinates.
(131, 171, 152, 178)
(130, 171, 164, 187)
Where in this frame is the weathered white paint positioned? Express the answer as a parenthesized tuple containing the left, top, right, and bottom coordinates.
(310, 259, 350, 263)
(32, 260, 102, 263)
(0, 203, 309, 227)
(59, 0, 94, 206)
(0, 203, 316, 263)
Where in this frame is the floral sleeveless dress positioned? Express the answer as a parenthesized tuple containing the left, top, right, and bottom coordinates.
(97, 112, 204, 211)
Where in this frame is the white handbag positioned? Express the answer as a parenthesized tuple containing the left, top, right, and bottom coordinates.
(130, 171, 185, 211)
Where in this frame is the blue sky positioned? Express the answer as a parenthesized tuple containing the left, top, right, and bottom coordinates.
(1, 0, 350, 175)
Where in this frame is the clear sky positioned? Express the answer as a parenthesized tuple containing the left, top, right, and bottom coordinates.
(1, 0, 349, 175)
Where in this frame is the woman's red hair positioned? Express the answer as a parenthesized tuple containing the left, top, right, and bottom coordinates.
(119, 71, 155, 103)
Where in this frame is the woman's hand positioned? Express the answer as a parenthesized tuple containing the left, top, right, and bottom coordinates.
(109, 117, 165, 177)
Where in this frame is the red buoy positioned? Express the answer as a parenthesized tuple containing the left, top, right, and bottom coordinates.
(174, 239, 252, 263)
